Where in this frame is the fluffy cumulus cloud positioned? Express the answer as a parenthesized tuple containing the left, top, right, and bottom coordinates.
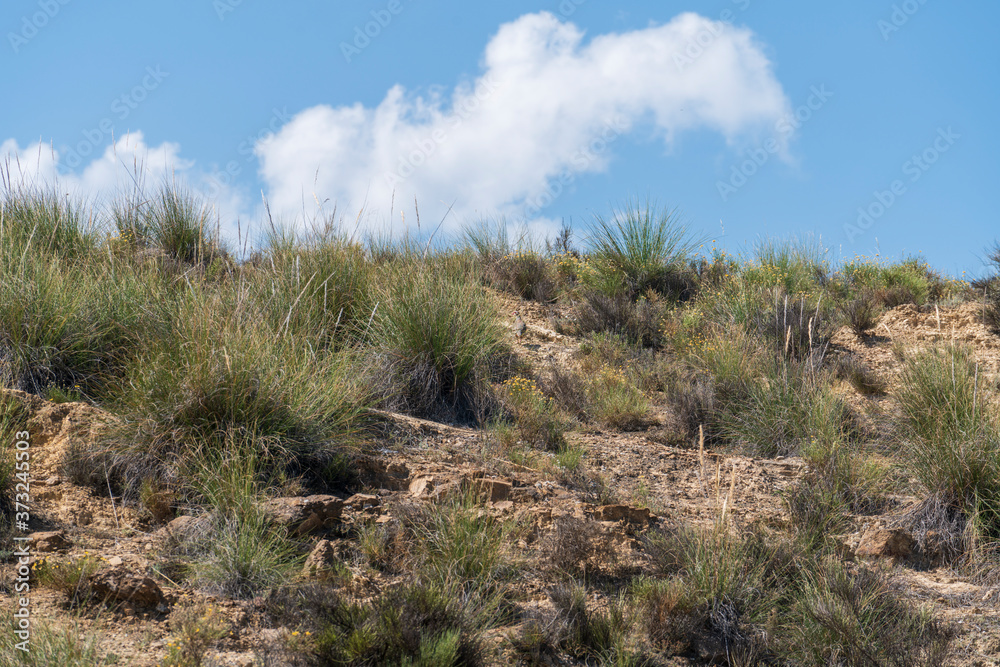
(0, 133, 246, 239)
(257, 11, 791, 235)
(1, 12, 790, 242)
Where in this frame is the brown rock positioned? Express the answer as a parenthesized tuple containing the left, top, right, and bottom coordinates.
(30, 530, 71, 553)
(594, 505, 652, 524)
(90, 567, 166, 608)
(856, 528, 915, 558)
(463, 477, 512, 502)
(302, 540, 341, 580)
(343, 494, 381, 511)
(409, 476, 434, 497)
(264, 495, 345, 536)
(166, 515, 212, 544)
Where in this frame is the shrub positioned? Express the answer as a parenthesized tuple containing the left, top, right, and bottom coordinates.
(368, 265, 510, 423)
(0, 619, 115, 666)
(787, 560, 949, 665)
(895, 345, 1000, 541)
(834, 352, 887, 395)
(839, 289, 883, 338)
(586, 199, 699, 300)
(31, 553, 102, 606)
(76, 284, 366, 495)
(498, 376, 567, 451)
(160, 603, 231, 667)
(183, 442, 301, 599)
(754, 288, 834, 363)
(747, 235, 830, 294)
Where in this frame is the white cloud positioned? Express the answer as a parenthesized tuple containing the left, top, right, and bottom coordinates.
(2, 12, 791, 243)
(257, 11, 792, 235)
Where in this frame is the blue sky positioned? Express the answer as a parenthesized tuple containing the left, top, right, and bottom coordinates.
(2, 0, 996, 276)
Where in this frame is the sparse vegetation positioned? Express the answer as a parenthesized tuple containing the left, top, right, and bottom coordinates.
(3, 183, 993, 663)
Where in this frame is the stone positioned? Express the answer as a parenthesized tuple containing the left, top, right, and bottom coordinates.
(30, 530, 71, 553)
(166, 515, 212, 544)
(409, 476, 434, 497)
(856, 528, 915, 558)
(302, 540, 341, 580)
(264, 495, 345, 536)
(593, 505, 653, 524)
(107, 556, 124, 567)
(343, 494, 380, 511)
(90, 567, 166, 607)
(463, 477, 512, 502)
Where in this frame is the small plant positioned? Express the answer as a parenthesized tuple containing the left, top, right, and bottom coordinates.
(895, 345, 1000, 544)
(32, 553, 102, 606)
(499, 376, 567, 451)
(840, 289, 883, 337)
(0, 619, 115, 666)
(834, 353, 887, 395)
(160, 603, 231, 667)
(368, 265, 509, 423)
(586, 365, 651, 430)
(587, 199, 700, 301)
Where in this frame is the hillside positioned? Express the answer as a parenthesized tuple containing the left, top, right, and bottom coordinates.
(3, 192, 1000, 666)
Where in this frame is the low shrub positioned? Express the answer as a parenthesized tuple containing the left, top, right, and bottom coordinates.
(367, 265, 510, 423)
(498, 376, 567, 451)
(895, 345, 1000, 542)
(586, 199, 700, 301)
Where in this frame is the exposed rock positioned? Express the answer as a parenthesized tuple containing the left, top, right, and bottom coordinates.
(90, 567, 166, 608)
(463, 477, 512, 502)
(166, 515, 213, 544)
(409, 476, 434, 497)
(856, 528, 915, 558)
(302, 540, 341, 580)
(30, 530, 72, 553)
(344, 493, 381, 511)
(264, 495, 344, 536)
(593, 504, 652, 524)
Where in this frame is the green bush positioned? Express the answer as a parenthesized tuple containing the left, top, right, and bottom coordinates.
(895, 345, 1000, 540)
(368, 265, 510, 423)
(586, 199, 699, 300)
(75, 284, 366, 495)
